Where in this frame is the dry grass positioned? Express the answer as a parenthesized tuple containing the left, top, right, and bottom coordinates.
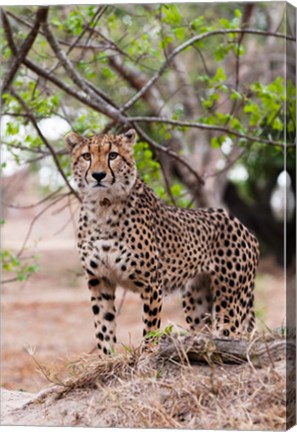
(12, 331, 293, 429)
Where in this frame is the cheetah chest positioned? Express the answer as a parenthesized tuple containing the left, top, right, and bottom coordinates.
(80, 236, 119, 275)
(79, 233, 153, 294)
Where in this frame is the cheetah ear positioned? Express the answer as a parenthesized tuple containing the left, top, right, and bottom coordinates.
(64, 132, 83, 152)
(123, 129, 137, 146)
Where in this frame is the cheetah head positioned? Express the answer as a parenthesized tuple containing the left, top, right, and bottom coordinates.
(65, 129, 137, 198)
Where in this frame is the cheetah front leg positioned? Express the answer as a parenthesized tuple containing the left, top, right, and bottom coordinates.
(87, 275, 117, 356)
(140, 284, 163, 339)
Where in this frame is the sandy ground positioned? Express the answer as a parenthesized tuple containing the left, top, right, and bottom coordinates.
(1, 175, 286, 396)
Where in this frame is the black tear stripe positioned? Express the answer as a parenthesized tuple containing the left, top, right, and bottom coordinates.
(84, 144, 91, 184)
(120, 155, 132, 168)
(108, 142, 116, 185)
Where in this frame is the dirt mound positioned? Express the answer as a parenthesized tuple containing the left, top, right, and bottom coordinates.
(1, 333, 293, 429)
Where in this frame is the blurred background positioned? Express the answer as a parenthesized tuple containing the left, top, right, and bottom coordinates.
(1, 2, 295, 392)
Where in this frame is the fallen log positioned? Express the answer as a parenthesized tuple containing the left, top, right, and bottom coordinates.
(156, 333, 295, 367)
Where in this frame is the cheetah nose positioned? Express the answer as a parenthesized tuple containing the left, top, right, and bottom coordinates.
(92, 172, 107, 183)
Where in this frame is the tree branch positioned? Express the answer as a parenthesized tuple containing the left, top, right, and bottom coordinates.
(41, 17, 126, 123)
(3, 23, 206, 196)
(1, 187, 63, 209)
(120, 28, 295, 113)
(1, 7, 48, 96)
(1, 11, 118, 118)
(204, 149, 247, 179)
(5, 10, 108, 51)
(159, 159, 177, 206)
(108, 52, 210, 203)
(16, 193, 71, 258)
(47, 6, 108, 75)
(128, 116, 293, 148)
(10, 90, 81, 201)
(132, 124, 205, 186)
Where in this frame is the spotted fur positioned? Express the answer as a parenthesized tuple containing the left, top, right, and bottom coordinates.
(65, 129, 259, 356)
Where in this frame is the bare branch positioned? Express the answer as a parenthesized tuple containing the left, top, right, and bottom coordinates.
(86, 27, 136, 63)
(10, 90, 81, 201)
(2, 140, 49, 155)
(5, 10, 109, 52)
(204, 149, 247, 179)
(2, 12, 121, 123)
(2, 112, 49, 121)
(225, 5, 255, 126)
(1, 7, 48, 96)
(108, 54, 167, 116)
(1, 188, 63, 210)
(51, 195, 79, 237)
(120, 28, 295, 113)
(159, 159, 177, 206)
(128, 116, 292, 148)
(2, 21, 207, 190)
(41, 18, 126, 123)
(106, 51, 207, 202)
(133, 124, 205, 186)
(2, 277, 19, 284)
(16, 192, 71, 258)
(48, 6, 108, 75)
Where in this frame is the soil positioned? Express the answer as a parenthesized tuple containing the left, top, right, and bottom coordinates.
(0, 334, 290, 429)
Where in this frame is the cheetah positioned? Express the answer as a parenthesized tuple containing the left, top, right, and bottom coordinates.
(65, 129, 259, 356)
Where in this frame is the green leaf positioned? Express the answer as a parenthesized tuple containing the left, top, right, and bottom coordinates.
(162, 4, 182, 25)
(231, 90, 243, 100)
(243, 103, 259, 114)
(219, 18, 231, 29)
(202, 115, 217, 125)
(6, 122, 20, 135)
(212, 67, 226, 83)
(211, 136, 225, 148)
(161, 35, 174, 49)
(102, 67, 114, 79)
(288, 119, 295, 133)
(1, 93, 11, 102)
(244, 102, 261, 126)
(214, 44, 229, 61)
(234, 45, 245, 56)
(191, 16, 204, 30)
(170, 183, 182, 196)
(230, 117, 242, 131)
(174, 27, 186, 40)
(202, 99, 214, 109)
(216, 112, 229, 123)
(218, 84, 229, 93)
(272, 117, 283, 131)
(200, 26, 211, 33)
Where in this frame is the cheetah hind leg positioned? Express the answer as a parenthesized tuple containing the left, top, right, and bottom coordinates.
(245, 308, 256, 333)
(211, 280, 255, 338)
(182, 273, 213, 332)
(243, 290, 256, 333)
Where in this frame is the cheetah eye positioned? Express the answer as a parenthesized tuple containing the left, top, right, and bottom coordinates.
(109, 152, 118, 160)
(82, 152, 91, 161)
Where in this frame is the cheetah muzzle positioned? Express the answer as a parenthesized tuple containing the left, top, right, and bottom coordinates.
(65, 128, 260, 356)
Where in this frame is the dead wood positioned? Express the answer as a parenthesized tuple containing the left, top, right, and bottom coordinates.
(156, 333, 294, 367)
